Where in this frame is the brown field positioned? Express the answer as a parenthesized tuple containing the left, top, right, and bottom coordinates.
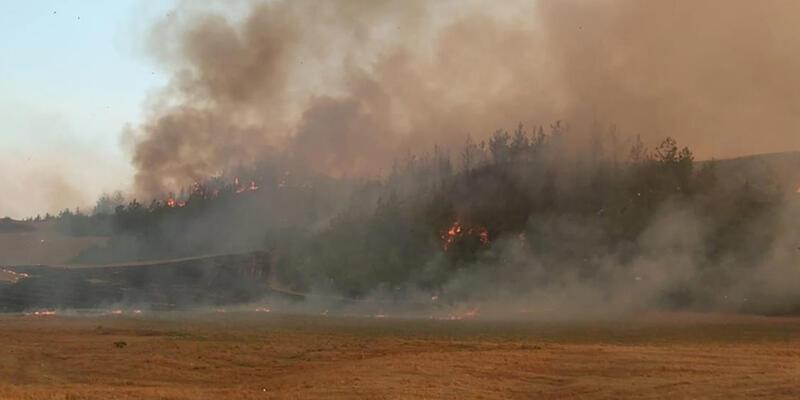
(0, 312, 799, 399)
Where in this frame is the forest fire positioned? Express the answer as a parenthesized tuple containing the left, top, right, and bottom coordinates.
(441, 221, 463, 250)
(27, 310, 57, 317)
(162, 177, 261, 207)
(165, 195, 186, 208)
(440, 221, 490, 250)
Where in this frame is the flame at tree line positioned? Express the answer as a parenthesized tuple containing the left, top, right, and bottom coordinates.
(42, 127, 800, 311)
(163, 177, 262, 208)
(441, 221, 490, 251)
(161, 175, 482, 254)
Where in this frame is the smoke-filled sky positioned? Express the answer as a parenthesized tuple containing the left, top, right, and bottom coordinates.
(2, 0, 800, 218)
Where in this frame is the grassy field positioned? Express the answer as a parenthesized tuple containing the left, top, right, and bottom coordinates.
(0, 312, 799, 399)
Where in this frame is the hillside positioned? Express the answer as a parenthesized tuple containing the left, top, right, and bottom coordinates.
(0, 220, 107, 267)
(703, 151, 800, 192)
(3, 148, 800, 313)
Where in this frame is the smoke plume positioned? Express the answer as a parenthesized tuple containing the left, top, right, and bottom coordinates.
(130, 0, 800, 197)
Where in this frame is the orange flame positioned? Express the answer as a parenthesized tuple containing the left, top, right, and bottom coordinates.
(165, 198, 186, 208)
(441, 221, 463, 250)
(165, 192, 186, 208)
(440, 221, 490, 250)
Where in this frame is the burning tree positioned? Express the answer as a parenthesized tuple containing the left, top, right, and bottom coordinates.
(57, 124, 793, 310)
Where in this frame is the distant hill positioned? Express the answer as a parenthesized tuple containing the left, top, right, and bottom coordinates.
(702, 151, 800, 193)
(0, 220, 107, 266)
(0, 218, 34, 234)
(2, 150, 798, 269)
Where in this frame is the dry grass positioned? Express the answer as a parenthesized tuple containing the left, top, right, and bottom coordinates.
(0, 312, 799, 399)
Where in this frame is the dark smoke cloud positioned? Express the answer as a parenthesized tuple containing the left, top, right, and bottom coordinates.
(130, 0, 800, 197)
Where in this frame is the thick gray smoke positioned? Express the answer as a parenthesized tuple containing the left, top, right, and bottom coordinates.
(129, 0, 800, 197)
(427, 199, 800, 319)
(89, 0, 800, 319)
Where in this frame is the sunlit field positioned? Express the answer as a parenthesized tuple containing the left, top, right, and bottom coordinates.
(1, 312, 799, 399)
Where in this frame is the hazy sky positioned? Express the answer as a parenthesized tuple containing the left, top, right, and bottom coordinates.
(2, 1, 799, 218)
(0, 0, 172, 218)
